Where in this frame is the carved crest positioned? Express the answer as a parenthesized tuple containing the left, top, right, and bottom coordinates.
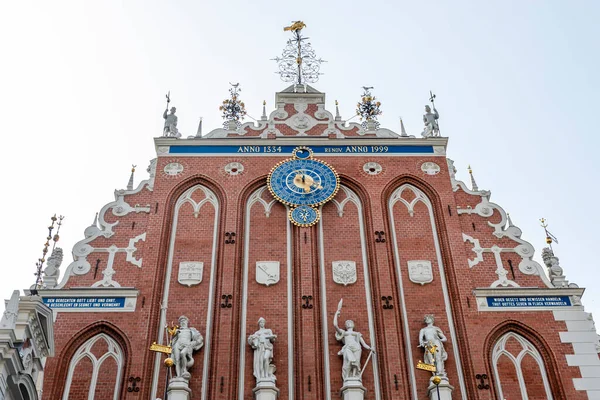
(408, 260, 433, 285)
(332, 261, 357, 286)
(256, 261, 280, 286)
(178, 262, 203, 287)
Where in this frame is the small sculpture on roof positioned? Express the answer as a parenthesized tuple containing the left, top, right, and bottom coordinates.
(421, 91, 440, 137)
(163, 91, 181, 138)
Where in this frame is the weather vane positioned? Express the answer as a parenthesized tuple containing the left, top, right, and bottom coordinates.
(540, 218, 559, 250)
(273, 21, 326, 85)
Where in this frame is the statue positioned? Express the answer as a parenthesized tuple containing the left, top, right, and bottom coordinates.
(333, 299, 375, 382)
(418, 314, 448, 376)
(247, 317, 277, 383)
(163, 107, 181, 138)
(43, 247, 63, 288)
(171, 316, 204, 379)
(421, 105, 440, 137)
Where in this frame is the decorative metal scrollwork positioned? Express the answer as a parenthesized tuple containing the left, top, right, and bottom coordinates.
(302, 295, 313, 309)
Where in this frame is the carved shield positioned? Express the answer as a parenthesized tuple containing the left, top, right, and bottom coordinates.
(178, 262, 203, 287)
(256, 261, 280, 286)
(332, 261, 357, 286)
(408, 260, 433, 285)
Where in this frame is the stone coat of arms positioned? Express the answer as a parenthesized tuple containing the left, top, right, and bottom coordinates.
(256, 261, 280, 286)
(408, 260, 433, 285)
(178, 262, 203, 287)
(332, 261, 357, 286)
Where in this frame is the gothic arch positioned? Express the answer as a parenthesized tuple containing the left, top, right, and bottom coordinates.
(149, 180, 222, 400)
(62, 333, 124, 400)
(49, 322, 130, 400)
(485, 321, 568, 399)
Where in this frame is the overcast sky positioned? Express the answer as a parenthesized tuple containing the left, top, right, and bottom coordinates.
(1, 1, 599, 320)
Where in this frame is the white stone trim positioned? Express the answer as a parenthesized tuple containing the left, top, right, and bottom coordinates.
(491, 332, 553, 400)
(554, 309, 600, 398)
(150, 185, 219, 400)
(62, 333, 124, 400)
(389, 184, 467, 399)
(238, 187, 293, 400)
(318, 185, 382, 399)
(457, 194, 552, 288)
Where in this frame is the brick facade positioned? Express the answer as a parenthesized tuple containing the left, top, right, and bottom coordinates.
(41, 86, 599, 400)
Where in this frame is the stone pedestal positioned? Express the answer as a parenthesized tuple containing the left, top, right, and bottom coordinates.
(340, 378, 367, 400)
(167, 377, 192, 400)
(427, 376, 454, 400)
(252, 380, 279, 400)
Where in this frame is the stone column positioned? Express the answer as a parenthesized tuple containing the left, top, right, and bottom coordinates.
(252, 380, 280, 400)
(427, 376, 454, 400)
(166, 377, 192, 400)
(340, 378, 367, 400)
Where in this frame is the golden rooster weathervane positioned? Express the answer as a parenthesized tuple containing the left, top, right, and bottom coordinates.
(273, 21, 325, 86)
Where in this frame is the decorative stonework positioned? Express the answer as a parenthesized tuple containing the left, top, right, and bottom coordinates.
(224, 162, 244, 176)
(256, 261, 280, 286)
(408, 260, 433, 285)
(421, 162, 440, 175)
(164, 162, 184, 176)
(362, 162, 382, 175)
(332, 261, 357, 286)
(178, 262, 203, 287)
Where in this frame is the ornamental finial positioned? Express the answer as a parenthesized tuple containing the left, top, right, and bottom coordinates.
(273, 21, 325, 86)
(31, 214, 64, 294)
(356, 87, 382, 130)
(540, 218, 559, 249)
(219, 83, 247, 130)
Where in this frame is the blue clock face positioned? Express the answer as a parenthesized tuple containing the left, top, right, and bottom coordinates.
(289, 205, 320, 227)
(268, 158, 339, 206)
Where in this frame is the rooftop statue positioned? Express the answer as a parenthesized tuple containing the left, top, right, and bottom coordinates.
(421, 105, 440, 137)
(163, 107, 181, 138)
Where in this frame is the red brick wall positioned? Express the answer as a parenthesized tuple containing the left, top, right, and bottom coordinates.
(42, 147, 587, 400)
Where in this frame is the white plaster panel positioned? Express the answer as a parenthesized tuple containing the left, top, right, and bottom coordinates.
(579, 366, 600, 378)
(566, 355, 600, 367)
(567, 320, 597, 332)
(554, 310, 592, 321)
(573, 378, 600, 391)
(587, 390, 600, 399)
(560, 331, 600, 344)
(573, 343, 600, 354)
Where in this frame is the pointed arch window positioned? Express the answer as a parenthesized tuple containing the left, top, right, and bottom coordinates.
(492, 332, 553, 400)
(62, 333, 124, 400)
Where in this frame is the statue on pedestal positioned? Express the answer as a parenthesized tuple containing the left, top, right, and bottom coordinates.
(333, 299, 374, 382)
(171, 316, 204, 379)
(248, 317, 277, 383)
(418, 314, 448, 376)
(163, 107, 181, 138)
(421, 105, 440, 137)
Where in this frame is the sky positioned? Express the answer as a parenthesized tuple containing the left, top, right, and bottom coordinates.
(0, 1, 599, 320)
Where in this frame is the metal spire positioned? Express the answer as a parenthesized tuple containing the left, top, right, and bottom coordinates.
(468, 165, 479, 191)
(273, 21, 325, 86)
(335, 100, 341, 121)
(127, 165, 136, 190)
